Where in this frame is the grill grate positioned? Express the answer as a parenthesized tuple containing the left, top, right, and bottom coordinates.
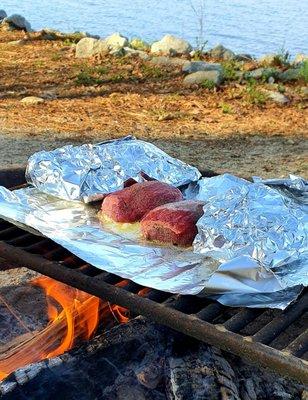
(0, 168, 307, 384)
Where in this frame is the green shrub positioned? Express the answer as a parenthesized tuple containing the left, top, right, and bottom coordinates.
(222, 60, 241, 81)
(140, 64, 164, 78)
(75, 71, 103, 85)
(272, 49, 291, 67)
(130, 38, 150, 51)
(201, 79, 216, 90)
(220, 102, 233, 114)
(299, 60, 308, 83)
(246, 80, 267, 105)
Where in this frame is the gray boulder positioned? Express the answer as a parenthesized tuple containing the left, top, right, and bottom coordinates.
(235, 53, 253, 61)
(3, 14, 31, 31)
(182, 61, 222, 74)
(123, 47, 150, 60)
(75, 37, 109, 58)
(278, 68, 301, 82)
(0, 10, 7, 21)
(151, 34, 192, 56)
(104, 32, 128, 51)
(262, 90, 289, 105)
(183, 70, 223, 86)
(207, 44, 235, 60)
(150, 56, 189, 67)
(245, 67, 277, 80)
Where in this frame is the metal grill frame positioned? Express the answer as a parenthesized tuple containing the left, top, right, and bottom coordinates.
(0, 166, 307, 384)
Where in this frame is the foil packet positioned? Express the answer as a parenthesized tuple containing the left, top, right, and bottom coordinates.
(0, 140, 306, 309)
(26, 136, 201, 203)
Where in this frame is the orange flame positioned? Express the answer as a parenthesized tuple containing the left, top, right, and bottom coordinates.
(0, 276, 146, 380)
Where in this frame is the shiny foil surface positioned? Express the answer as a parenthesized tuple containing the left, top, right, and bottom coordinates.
(26, 136, 201, 202)
(0, 141, 306, 309)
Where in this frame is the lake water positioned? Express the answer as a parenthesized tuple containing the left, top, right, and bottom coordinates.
(1, 0, 307, 57)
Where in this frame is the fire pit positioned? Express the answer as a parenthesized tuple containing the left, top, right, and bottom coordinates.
(0, 166, 307, 388)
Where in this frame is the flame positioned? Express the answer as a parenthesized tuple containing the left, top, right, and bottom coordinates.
(0, 276, 148, 380)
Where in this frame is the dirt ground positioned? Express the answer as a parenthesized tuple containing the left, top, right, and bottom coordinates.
(0, 30, 307, 178)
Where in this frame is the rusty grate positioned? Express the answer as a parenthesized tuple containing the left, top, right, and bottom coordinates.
(0, 166, 307, 384)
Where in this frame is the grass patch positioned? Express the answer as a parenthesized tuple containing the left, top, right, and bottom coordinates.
(75, 71, 103, 85)
(51, 52, 61, 61)
(201, 79, 216, 90)
(245, 80, 267, 105)
(272, 49, 291, 67)
(222, 60, 241, 81)
(299, 60, 308, 83)
(140, 64, 164, 78)
(220, 102, 233, 114)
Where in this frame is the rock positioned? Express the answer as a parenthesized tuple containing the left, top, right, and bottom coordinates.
(183, 70, 223, 86)
(258, 54, 278, 66)
(150, 56, 188, 67)
(104, 32, 128, 51)
(300, 87, 308, 99)
(151, 34, 192, 56)
(278, 68, 301, 82)
(245, 67, 277, 80)
(75, 37, 108, 58)
(130, 38, 150, 51)
(123, 47, 150, 60)
(2, 14, 31, 32)
(0, 10, 7, 21)
(21, 96, 44, 105)
(268, 76, 275, 84)
(109, 47, 125, 57)
(293, 54, 308, 65)
(182, 61, 222, 74)
(207, 44, 236, 60)
(235, 53, 253, 61)
(262, 90, 289, 104)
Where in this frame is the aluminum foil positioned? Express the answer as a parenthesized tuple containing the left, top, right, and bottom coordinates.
(0, 186, 287, 305)
(192, 174, 307, 297)
(0, 140, 306, 309)
(26, 136, 201, 202)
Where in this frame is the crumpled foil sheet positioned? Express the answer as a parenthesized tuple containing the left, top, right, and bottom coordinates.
(191, 174, 307, 304)
(26, 136, 201, 202)
(0, 139, 306, 309)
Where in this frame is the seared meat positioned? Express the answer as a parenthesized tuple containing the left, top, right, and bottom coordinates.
(141, 200, 204, 247)
(101, 181, 183, 223)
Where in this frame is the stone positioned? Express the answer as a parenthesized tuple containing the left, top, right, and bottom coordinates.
(21, 96, 44, 105)
(123, 47, 150, 60)
(235, 53, 253, 61)
(293, 53, 308, 65)
(300, 87, 308, 99)
(151, 34, 192, 56)
(150, 56, 188, 67)
(104, 32, 128, 51)
(245, 67, 277, 80)
(0, 10, 7, 21)
(207, 44, 236, 60)
(258, 53, 278, 66)
(182, 61, 222, 74)
(278, 68, 301, 82)
(75, 37, 108, 58)
(130, 38, 150, 51)
(183, 70, 223, 86)
(2, 14, 31, 32)
(262, 90, 289, 104)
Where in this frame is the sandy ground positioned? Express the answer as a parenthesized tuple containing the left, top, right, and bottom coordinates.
(0, 132, 307, 178)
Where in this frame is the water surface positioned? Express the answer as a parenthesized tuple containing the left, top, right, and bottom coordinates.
(1, 0, 308, 56)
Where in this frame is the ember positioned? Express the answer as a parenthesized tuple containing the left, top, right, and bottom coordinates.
(0, 277, 135, 380)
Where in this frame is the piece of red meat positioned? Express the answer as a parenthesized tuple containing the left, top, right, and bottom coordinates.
(141, 200, 205, 247)
(101, 181, 183, 223)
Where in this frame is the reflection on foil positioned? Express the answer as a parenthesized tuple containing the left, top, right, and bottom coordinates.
(26, 136, 201, 203)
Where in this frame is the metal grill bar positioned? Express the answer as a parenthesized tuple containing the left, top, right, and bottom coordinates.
(0, 240, 307, 384)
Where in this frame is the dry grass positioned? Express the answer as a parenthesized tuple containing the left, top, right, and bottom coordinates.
(0, 31, 306, 140)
